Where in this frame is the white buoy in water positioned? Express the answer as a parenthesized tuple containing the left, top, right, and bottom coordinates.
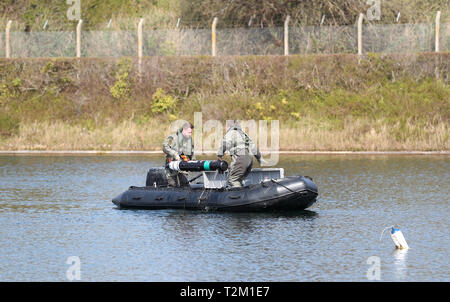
(390, 226, 409, 249)
(380, 225, 409, 250)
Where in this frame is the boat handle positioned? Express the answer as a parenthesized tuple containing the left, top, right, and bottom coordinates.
(177, 196, 187, 200)
(155, 196, 164, 200)
(229, 195, 241, 199)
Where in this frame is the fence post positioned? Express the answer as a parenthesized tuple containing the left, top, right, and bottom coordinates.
(138, 18, 145, 57)
(284, 16, 290, 56)
(138, 18, 145, 77)
(212, 17, 218, 56)
(5, 20, 12, 58)
(435, 11, 441, 52)
(76, 19, 83, 58)
(357, 13, 364, 55)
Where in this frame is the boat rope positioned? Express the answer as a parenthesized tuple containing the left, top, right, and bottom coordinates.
(270, 179, 300, 195)
(188, 172, 203, 183)
(379, 225, 396, 241)
(198, 188, 207, 205)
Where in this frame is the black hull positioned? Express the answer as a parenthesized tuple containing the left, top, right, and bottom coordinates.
(112, 176, 318, 212)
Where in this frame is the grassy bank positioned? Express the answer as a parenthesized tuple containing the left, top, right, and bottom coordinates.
(0, 53, 449, 151)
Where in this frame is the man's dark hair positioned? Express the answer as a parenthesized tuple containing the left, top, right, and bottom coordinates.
(182, 122, 194, 130)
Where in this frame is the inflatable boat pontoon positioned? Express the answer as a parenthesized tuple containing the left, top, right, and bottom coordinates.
(112, 160, 318, 212)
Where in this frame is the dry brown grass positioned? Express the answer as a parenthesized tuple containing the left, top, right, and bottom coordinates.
(0, 120, 165, 151)
(1, 117, 448, 151)
(279, 117, 449, 151)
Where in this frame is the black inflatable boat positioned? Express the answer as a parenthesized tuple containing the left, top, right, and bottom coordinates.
(112, 160, 318, 212)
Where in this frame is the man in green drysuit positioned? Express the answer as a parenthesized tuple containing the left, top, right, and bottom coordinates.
(217, 120, 263, 187)
(163, 122, 195, 187)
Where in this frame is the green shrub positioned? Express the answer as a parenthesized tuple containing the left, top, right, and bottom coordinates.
(40, 61, 73, 95)
(110, 58, 132, 100)
(0, 77, 22, 103)
(151, 88, 178, 114)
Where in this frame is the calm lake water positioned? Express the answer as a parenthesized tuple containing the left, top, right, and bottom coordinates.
(0, 154, 448, 282)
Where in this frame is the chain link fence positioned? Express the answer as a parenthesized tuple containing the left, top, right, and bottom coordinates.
(9, 31, 75, 57)
(0, 31, 4, 57)
(441, 23, 450, 52)
(1, 22, 448, 57)
(290, 25, 357, 54)
(216, 27, 284, 55)
(364, 23, 434, 53)
(143, 29, 211, 56)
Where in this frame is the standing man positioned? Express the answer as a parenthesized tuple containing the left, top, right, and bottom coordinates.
(163, 122, 195, 187)
(217, 120, 262, 187)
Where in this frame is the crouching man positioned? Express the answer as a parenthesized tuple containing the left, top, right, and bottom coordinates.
(217, 120, 262, 187)
(163, 122, 194, 187)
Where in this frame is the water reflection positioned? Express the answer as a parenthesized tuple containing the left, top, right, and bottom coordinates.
(158, 209, 318, 237)
(392, 249, 409, 281)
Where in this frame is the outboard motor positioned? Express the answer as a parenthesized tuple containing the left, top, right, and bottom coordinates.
(146, 167, 168, 187)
